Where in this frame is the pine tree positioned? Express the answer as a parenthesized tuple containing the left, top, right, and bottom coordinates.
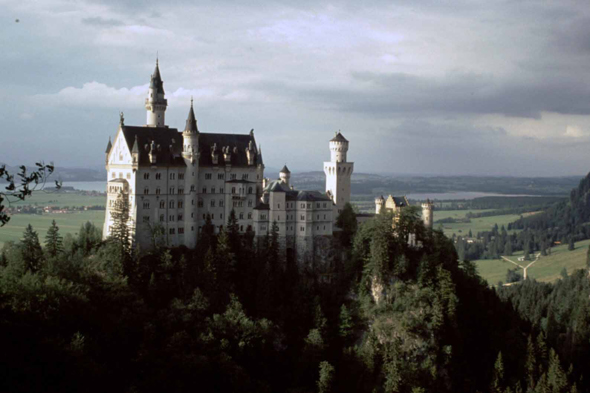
(586, 244, 590, 270)
(504, 241, 513, 256)
(491, 352, 504, 393)
(568, 236, 575, 251)
(20, 224, 44, 273)
(339, 304, 353, 340)
(547, 349, 567, 393)
(336, 202, 357, 246)
(44, 219, 63, 257)
(317, 361, 335, 393)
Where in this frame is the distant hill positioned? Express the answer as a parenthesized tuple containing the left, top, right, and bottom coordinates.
(0, 164, 103, 183)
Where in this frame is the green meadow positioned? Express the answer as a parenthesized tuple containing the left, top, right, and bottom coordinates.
(6, 192, 105, 208)
(434, 209, 522, 237)
(475, 238, 590, 285)
(0, 210, 105, 248)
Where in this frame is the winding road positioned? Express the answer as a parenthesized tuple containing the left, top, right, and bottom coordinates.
(501, 253, 541, 280)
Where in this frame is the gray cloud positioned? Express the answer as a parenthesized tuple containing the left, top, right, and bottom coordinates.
(82, 17, 124, 27)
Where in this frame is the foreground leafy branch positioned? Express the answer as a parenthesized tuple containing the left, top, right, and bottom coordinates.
(0, 163, 61, 226)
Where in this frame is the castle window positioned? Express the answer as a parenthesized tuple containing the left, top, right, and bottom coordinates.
(143, 216, 150, 223)
(242, 174, 249, 180)
(248, 187, 253, 194)
(143, 173, 150, 180)
(211, 188, 215, 194)
(324, 214, 326, 219)
(301, 203, 305, 208)
(220, 188, 224, 194)
(144, 188, 149, 195)
(191, 213, 194, 218)
(240, 225, 244, 231)
(317, 215, 319, 219)
(156, 173, 161, 180)
(230, 174, 237, 180)
(169, 215, 175, 222)
(178, 201, 183, 208)
(178, 214, 183, 221)
(211, 200, 216, 207)
(156, 187, 161, 195)
(220, 200, 224, 207)
(248, 213, 252, 219)
(170, 187, 175, 194)
(191, 226, 194, 231)
(316, 203, 320, 208)
(169, 228, 175, 235)
(202, 187, 207, 194)
(179, 173, 184, 180)
(261, 226, 266, 231)
(160, 201, 165, 208)
(220, 214, 223, 219)
(278, 203, 281, 209)
(191, 185, 195, 191)
(323, 226, 326, 230)
(300, 226, 304, 232)
(126, 173, 131, 179)
(248, 200, 252, 207)
(111, 172, 115, 178)
(198, 199, 203, 208)
(323, 203, 327, 208)
(307, 203, 311, 208)
(143, 201, 150, 209)
(160, 214, 164, 222)
(202, 214, 206, 219)
(218, 173, 224, 180)
(317, 226, 319, 230)
(178, 228, 184, 234)
(231, 187, 236, 194)
(301, 215, 305, 220)
(119, 172, 123, 178)
(239, 213, 244, 219)
(169, 200, 175, 208)
(178, 188, 184, 194)
(205, 173, 212, 180)
(170, 173, 175, 180)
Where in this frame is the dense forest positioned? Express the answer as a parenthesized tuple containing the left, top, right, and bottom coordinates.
(1, 203, 587, 392)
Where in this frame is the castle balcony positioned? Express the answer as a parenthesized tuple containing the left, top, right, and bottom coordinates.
(232, 195, 247, 201)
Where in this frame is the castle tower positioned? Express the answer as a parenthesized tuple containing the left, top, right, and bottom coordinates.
(182, 99, 200, 248)
(279, 165, 291, 187)
(324, 131, 354, 219)
(145, 58, 168, 127)
(421, 199, 434, 229)
(375, 195, 384, 214)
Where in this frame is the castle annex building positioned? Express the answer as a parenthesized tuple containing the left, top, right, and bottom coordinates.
(103, 60, 354, 258)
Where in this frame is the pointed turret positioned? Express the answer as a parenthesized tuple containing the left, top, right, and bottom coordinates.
(183, 97, 199, 134)
(145, 57, 168, 127)
(182, 98, 199, 162)
(279, 164, 291, 186)
(105, 137, 112, 154)
(131, 135, 139, 167)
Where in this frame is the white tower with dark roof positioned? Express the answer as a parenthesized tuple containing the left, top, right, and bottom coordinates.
(145, 58, 168, 127)
(279, 165, 291, 187)
(324, 131, 354, 219)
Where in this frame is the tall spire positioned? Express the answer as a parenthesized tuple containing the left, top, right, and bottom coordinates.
(146, 57, 167, 127)
(183, 98, 198, 134)
(150, 57, 164, 95)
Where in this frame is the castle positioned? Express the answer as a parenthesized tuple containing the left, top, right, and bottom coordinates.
(103, 60, 354, 261)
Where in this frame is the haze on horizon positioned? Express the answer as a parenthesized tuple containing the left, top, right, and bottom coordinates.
(3, 0, 590, 177)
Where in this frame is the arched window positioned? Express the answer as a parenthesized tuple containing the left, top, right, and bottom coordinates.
(160, 201, 165, 208)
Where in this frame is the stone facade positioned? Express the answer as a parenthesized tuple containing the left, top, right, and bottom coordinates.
(103, 61, 354, 259)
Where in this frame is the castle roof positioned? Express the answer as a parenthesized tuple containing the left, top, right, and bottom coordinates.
(105, 137, 112, 154)
(198, 132, 261, 167)
(293, 190, 332, 202)
(183, 99, 198, 134)
(330, 131, 348, 143)
(150, 59, 165, 94)
(120, 125, 186, 167)
(386, 195, 410, 208)
(280, 165, 291, 174)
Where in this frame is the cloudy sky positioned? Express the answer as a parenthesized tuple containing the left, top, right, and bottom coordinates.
(3, 0, 590, 176)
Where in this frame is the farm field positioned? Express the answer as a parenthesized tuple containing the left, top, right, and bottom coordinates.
(434, 209, 522, 238)
(0, 210, 105, 248)
(474, 238, 590, 285)
(7, 191, 105, 208)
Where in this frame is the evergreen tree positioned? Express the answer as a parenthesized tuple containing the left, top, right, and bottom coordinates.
(226, 209, 241, 255)
(568, 236, 575, 251)
(44, 219, 63, 258)
(336, 202, 357, 246)
(503, 240, 513, 256)
(317, 361, 335, 393)
(491, 352, 504, 393)
(20, 224, 44, 273)
(338, 304, 353, 340)
(586, 244, 590, 270)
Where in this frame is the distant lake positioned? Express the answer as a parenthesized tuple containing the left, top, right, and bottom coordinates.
(62, 181, 106, 192)
(405, 192, 540, 201)
(61, 183, 545, 200)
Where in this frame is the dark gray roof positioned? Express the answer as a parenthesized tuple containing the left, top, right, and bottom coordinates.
(269, 182, 286, 192)
(199, 132, 261, 167)
(389, 196, 409, 207)
(105, 137, 112, 153)
(330, 132, 348, 143)
(280, 165, 290, 174)
(254, 203, 269, 210)
(183, 101, 198, 134)
(226, 179, 256, 184)
(120, 126, 186, 168)
(150, 59, 165, 94)
(294, 190, 332, 202)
